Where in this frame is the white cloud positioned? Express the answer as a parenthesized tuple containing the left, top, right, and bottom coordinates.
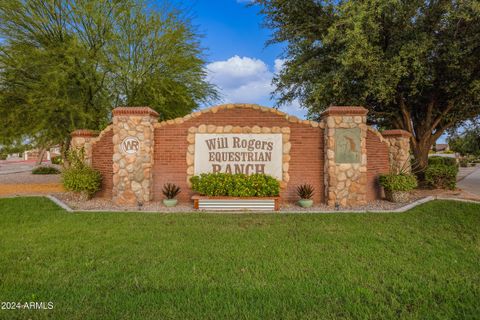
(205, 55, 306, 118)
(273, 58, 285, 74)
(206, 56, 270, 91)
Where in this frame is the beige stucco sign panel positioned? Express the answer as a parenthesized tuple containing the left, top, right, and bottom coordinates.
(194, 133, 283, 179)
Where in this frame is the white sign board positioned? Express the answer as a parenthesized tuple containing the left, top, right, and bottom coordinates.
(194, 134, 283, 179)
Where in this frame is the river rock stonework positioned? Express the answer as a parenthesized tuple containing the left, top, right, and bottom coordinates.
(382, 130, 412, 173)
(111, 107, 158, 205)
(70, 129, 98, 165)
(322, 107, 368, 207)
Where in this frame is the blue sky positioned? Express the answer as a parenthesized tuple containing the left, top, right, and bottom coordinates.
(186, 0, 280, 65)
(168, 0, 307, 117)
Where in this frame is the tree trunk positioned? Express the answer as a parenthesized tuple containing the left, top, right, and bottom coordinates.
(395, 98, 448, 179)
(411, 138, 431, 173)
(61, 138, 71, 168)
(36, 148, 46, 165)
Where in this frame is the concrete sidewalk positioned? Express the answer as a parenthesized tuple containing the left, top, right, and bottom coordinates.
(457, 166, 480, 196)
(457, 165, 478, 181)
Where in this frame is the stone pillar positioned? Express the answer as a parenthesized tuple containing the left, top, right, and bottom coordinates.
(112, 107, 158, 205)
(70, 129, 98, 165)
(323, 106, 368, 207)
(382, 130, 412, 173)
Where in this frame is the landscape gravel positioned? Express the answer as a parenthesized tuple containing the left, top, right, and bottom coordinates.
(54, 192, 428, 213)
(54, 192, 195, 212)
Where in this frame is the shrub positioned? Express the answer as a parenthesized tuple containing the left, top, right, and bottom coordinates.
(62, 148, 101, 198)
(62, 166, 102, 198)
(190, 173, 280, 197)
(425, 164, 458, 190)
(67, 148, 87, 169)
(428, 156, 457, 167)
(296, 184, 315, 199)
(379, 173, 418, 192)
(469, 155, 479, 163)
(459, 158, 469, 167)
(51, 156, 63, 165)
(162, 183, 181, 199)
(32, 166, 60, 175)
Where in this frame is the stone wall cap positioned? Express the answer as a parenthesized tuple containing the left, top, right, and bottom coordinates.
(71, 129, 98, 137)
(321, 106, 368, 117)
(112, 106, 159, 117)
(381, 129, 412, 138)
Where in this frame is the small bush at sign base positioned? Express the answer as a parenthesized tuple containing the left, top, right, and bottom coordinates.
(162, 183, 181, 199)
(296, 184, 315, 199)
(62, 167, 102, 198)
(379, 173, 418, 192)
(190, 173, 280, 197)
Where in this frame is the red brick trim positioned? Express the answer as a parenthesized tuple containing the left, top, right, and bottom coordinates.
(321, 106, 368, 117)
(382, 129, 412, 138)
(112, 106, 159, 117)
(71, 129, 98, 137)
(154, 104, 323, 129)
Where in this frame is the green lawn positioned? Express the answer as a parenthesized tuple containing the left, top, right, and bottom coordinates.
(0, 197, 479, 319)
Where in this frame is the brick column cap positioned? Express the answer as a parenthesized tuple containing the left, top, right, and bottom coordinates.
(71, 129, 98, 137)
(382, 129, 412, 138)
(321, 106, 368, 117)
(113, 106, 159, 118)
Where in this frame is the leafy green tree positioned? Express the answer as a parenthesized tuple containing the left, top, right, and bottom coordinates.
(448, 126, 480, 156)
(254, 0, 480, 171)
(108, 2, 217, 120)
(0, 0, 216, 156)
(0, 0, 112, 154)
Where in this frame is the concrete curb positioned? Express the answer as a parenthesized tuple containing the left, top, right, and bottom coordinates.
(46, 195, 73, 212)
(43, 195, 480, 214)
(435, 196, 480, 204)
(380, 196, 434, 213)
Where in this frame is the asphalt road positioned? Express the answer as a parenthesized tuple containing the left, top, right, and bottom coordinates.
(0, 161, 35, 175)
